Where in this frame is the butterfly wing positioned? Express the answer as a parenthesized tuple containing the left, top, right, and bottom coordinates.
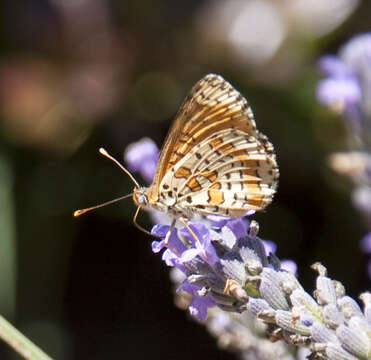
(150, 74, 258, 197)
(149, 74, 278, 215)
(160, 127, 278, 216)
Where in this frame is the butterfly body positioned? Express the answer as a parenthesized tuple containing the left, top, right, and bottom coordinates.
(133, 74, 279, 221)
(133, 186, 194, 218)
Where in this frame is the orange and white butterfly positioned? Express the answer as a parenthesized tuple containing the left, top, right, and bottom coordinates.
(75, 74, 279, 236)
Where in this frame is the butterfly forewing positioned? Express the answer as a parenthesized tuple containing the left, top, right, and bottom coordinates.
(148, 74, 278, 218)
(151, 74, 259, 194)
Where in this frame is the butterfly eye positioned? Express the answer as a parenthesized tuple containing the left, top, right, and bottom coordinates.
(136, 192, 148, 206)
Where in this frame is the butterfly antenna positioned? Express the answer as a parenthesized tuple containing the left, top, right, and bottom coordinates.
(99, 148, 140, 188)
(74, 193, 133, 217)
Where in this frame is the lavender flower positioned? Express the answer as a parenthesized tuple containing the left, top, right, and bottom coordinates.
(360, 233, 371, 279)
(125, 138, 371, 359)
(316, 33, 371, 137)
(124, 137, 159, 183)
(317, 55, 361, 118)
(162, 217, 371, 359)
(317, 33, 371, 280)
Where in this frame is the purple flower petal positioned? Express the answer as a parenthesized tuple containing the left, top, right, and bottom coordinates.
(177, 279, 194, 294)
(167, 228, 187, 256)
(225, 218, 248, 239)
(162, 249, 186, 271)
(151, 224, 170, 238)
(340, 33, 371, 72)
(124, 138, 159, 183)
(318, 55, 354, 78)
(162, 248, 177, 266)
(360, 232, 371, 254)
(151, 225, 188, 269)
(316, 77, 361, 109)
(177, 280, 215, 321)
(207, 215, 230, 228)
(179, 248, 202, 263)
(300, 313, 313, 327)
(189, 295, 215, 321)
(262, 239, 277, 255)
(281, 259, 298, 276)
(352, 186, 371, 216)
(151, 239, 165, 253)
(179, 222, 209, 244)
(179, 222, 219, 265)
(162, 249, 187, 273)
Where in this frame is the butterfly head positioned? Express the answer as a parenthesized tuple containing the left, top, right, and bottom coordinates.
(133, 187, 149, 208)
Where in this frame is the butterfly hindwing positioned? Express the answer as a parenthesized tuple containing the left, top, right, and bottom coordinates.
(148, 73, 278, 217)
(158, 128, 278, 217)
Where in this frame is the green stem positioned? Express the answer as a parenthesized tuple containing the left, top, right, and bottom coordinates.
(0, 314, 53, 360)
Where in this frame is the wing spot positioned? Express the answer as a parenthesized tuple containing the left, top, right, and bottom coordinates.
(209, 182, 221, 190)
(175, 166, 192, 179)
(201, 170, 218, 182)
(208, 189, 224, 205)
(186, 177, 202, 192)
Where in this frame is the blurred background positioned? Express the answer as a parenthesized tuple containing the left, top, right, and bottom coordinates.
(0, 0, 370, 359)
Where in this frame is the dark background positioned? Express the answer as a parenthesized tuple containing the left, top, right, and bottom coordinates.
(0, 0, 369, 359)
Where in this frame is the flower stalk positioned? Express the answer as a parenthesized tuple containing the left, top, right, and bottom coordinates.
(0, 314, 53, 360)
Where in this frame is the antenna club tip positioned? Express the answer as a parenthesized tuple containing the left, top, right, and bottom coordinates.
(73, 210, 83, 217)
(99, 148, 108, 156)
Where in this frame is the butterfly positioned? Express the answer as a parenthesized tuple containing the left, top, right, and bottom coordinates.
(75, 74, 279, 240)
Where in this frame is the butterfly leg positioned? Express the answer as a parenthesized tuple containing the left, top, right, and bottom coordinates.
(178, 217, 207, 258)
(163, 219, 184, 257)
(133, 206, 161, 238)
(164, 219, 176, 246)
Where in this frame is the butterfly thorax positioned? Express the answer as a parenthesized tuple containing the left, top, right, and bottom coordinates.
(133, 186, 193, 218)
